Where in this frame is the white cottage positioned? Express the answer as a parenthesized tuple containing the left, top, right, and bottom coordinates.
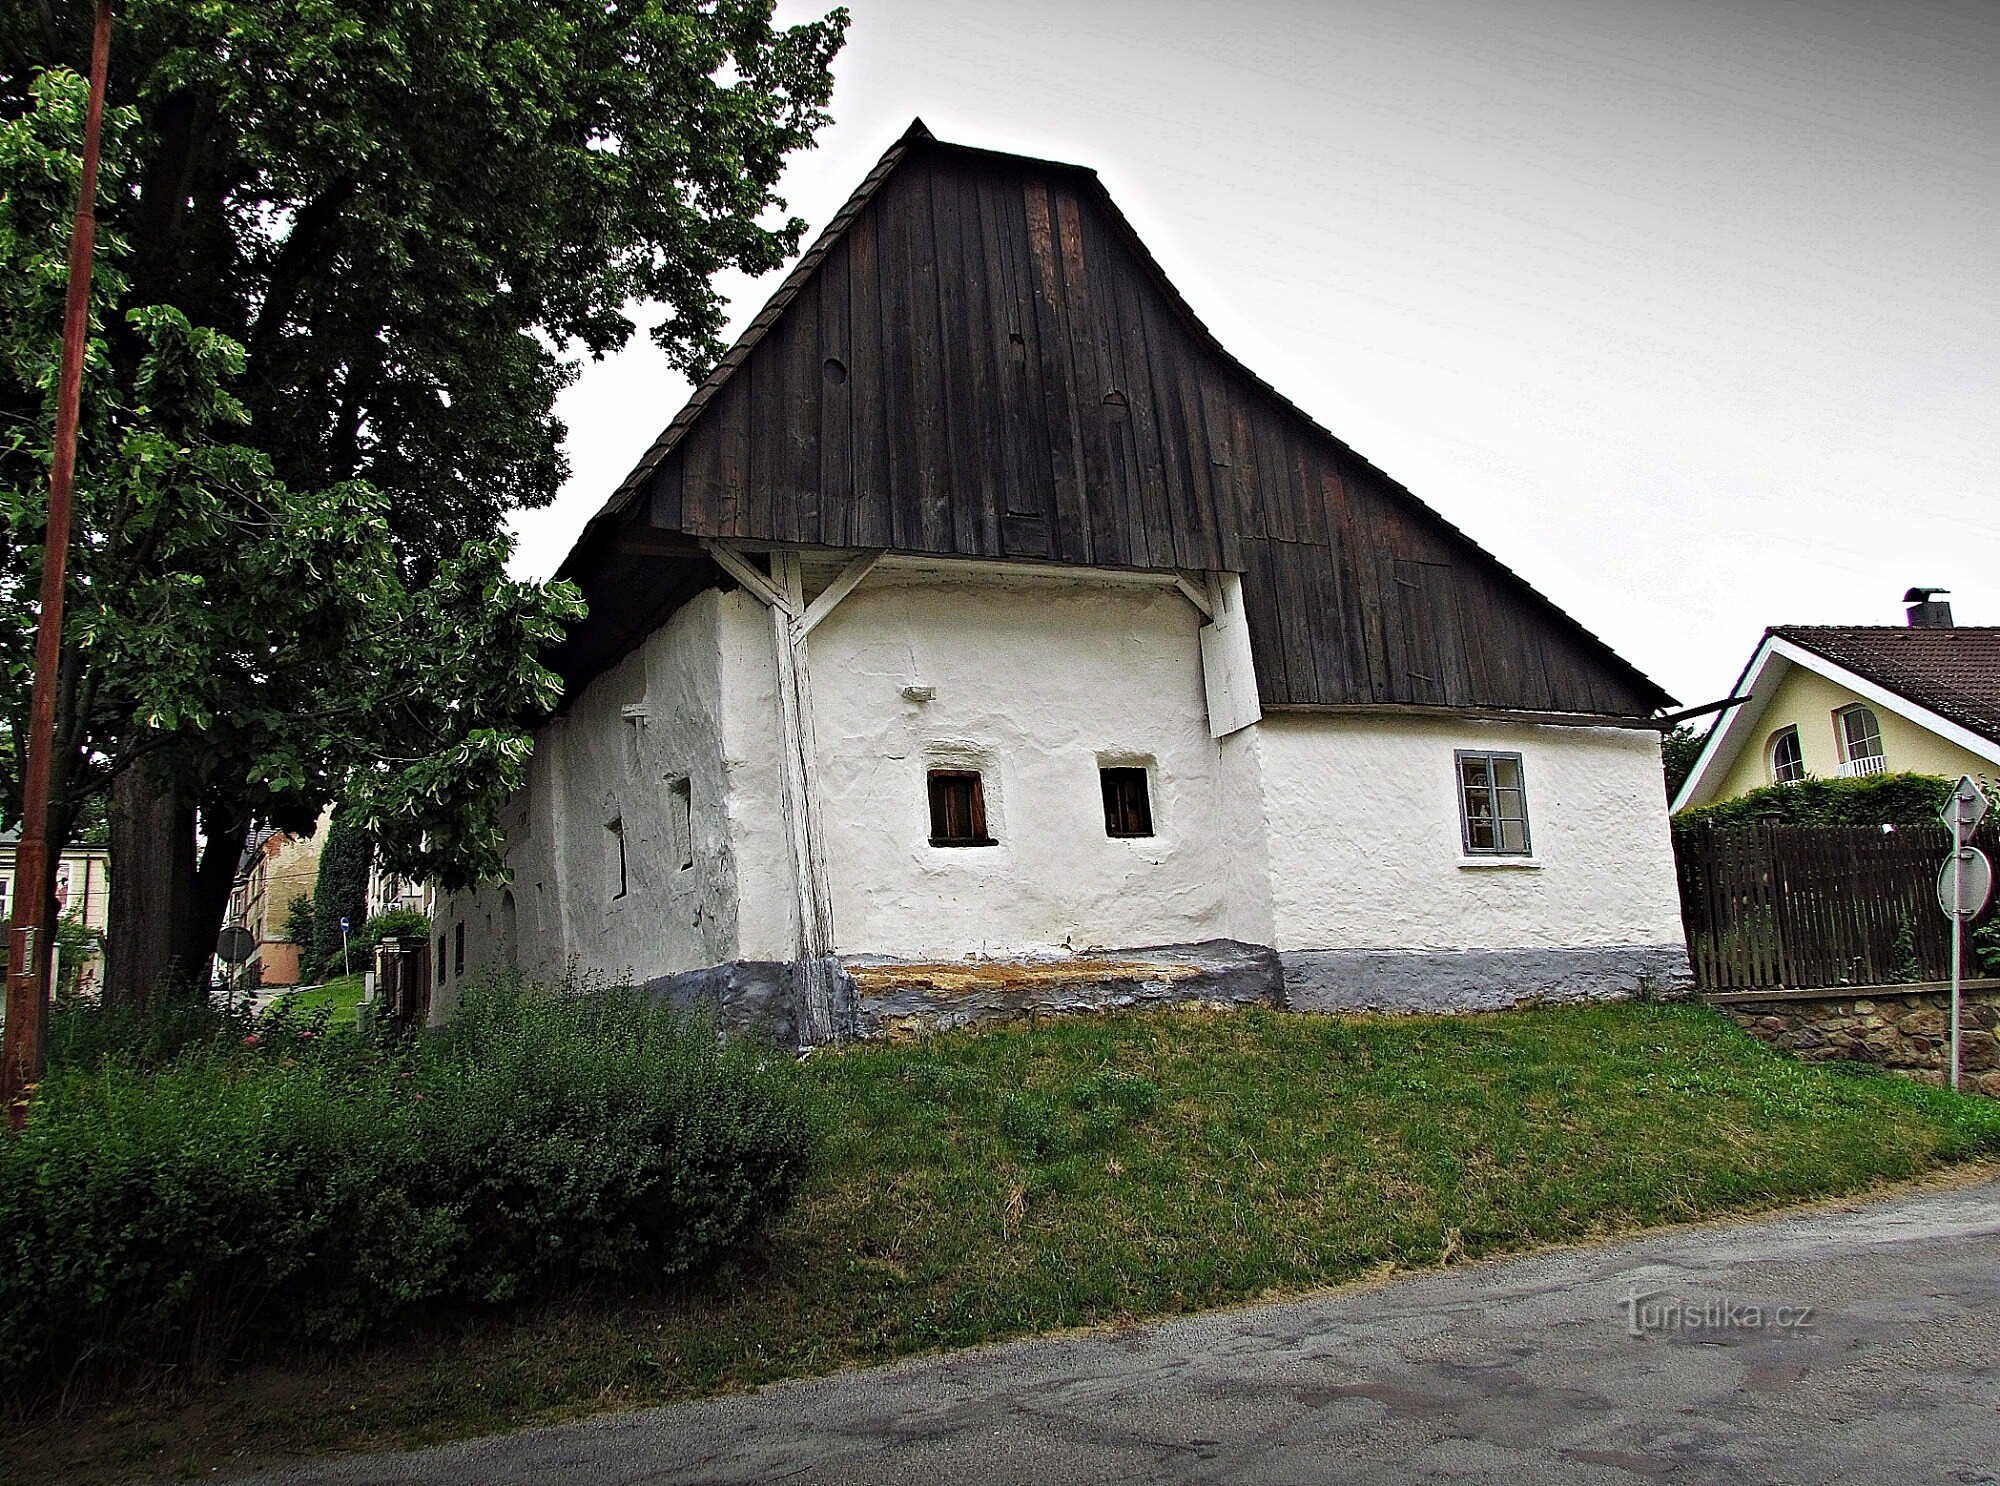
(438, 123, 1690, 1041)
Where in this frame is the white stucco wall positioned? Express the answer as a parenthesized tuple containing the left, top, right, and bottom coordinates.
(443, 588, 754, 997)
(1255, 712, 1684, 952)
(438, 559, 1685, 1010)
(805, 572, 1230, 959)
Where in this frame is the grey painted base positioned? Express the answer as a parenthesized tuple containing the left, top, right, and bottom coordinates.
(1280, 944, 1694, 1015)
(643, 941, 1693, 1046)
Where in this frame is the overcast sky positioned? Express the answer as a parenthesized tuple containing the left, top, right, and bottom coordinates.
(509, 0, 1998, 710)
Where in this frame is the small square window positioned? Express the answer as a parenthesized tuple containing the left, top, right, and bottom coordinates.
(928, 770, 993, 847)
(1457, 751, 1531, 856)
(1100, 766, 1154, 838)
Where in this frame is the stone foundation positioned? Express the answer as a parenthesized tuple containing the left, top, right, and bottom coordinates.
(1710, 980, 2000, 1099)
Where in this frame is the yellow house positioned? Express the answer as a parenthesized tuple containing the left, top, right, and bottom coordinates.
(1674, 593, 2000, 810)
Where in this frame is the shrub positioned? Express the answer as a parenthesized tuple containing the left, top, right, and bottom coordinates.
(0, 978, 814, 1396)
(1674, 772, 1961, 830)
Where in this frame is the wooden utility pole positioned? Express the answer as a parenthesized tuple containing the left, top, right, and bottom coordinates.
(3, 0, 114, 1128)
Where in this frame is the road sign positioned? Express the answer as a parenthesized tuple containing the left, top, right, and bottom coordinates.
(1937, 847, 1993, 922)
(215, 924, 255, 965)
(340, 917, 350, 934)
(1939, 775, 1990, 845)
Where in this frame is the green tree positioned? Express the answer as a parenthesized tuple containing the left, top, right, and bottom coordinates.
(308, 818, 372, 980)
(1661, 724, 1703, 800)
(1, 1, 846, 998)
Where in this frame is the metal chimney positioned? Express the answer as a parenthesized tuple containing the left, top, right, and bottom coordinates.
(1903, 586, 1954, 628)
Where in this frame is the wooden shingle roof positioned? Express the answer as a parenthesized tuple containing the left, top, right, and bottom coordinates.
(554, 122, 1672, 720)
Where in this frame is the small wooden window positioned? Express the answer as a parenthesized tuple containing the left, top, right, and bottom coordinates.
(1100, 766, 1154, 837)
(1457, 751, 1532, 856)
(1768, 726, 1804, 783)
(927, 770, 993, 847)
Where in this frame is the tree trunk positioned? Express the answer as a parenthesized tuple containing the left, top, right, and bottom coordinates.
(180, 810, 246, 993)
(104, 756, 196, 1009)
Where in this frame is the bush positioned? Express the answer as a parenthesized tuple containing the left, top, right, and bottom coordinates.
(1674, 772, 1962, 830)
(0, 978, 814, 1395)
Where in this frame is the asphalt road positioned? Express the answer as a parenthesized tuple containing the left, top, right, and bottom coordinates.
(238, 1173, 2000, 1485)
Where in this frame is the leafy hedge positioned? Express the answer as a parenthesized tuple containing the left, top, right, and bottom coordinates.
(1674, 772, 1966, 830)
(0, 980, 814, 1396)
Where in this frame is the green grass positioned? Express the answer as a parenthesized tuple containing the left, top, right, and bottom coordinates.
(8, 1001, 1997, 1485)
(268, 974, 365, 1028)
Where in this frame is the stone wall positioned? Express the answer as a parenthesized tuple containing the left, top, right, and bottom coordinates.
(1711, 980, 2000, 1098)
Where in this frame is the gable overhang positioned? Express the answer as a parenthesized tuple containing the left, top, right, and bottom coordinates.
(1671, 633, 2000, 812)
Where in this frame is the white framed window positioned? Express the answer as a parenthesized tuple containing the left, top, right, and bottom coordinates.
(1768, 726, 1804, 784)
(1456, 751, 1531, 856)
(1834, 705, 1885, 776)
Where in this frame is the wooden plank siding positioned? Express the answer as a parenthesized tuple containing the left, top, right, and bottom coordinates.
(558, 126, 1667, 718)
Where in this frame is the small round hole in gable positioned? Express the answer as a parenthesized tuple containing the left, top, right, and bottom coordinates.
(823, 357, 848, 384)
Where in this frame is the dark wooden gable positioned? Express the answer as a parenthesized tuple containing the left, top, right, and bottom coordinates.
(573, 124, 1670, 718)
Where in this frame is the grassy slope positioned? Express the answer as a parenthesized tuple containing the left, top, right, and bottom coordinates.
(10, 1002, 1998, 1484)
(268, 975, 364, 1028)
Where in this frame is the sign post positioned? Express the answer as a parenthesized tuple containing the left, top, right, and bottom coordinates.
(1937, 776, 1992, 1091)
(340, 916, 351, 978)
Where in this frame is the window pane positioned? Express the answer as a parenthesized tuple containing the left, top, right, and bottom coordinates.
(929, 771, 988, 845)
(1841, 707, 1882, 759)
(1460, 752, 1530, 854)
(1100, 767, 1154, 838)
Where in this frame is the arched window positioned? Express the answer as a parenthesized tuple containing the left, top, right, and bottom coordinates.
(1834, 705, 1885, 775)
(1768, 727, 1804, 784)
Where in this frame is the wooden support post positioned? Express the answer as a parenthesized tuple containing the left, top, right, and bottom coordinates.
(712, 543, 852, 1045)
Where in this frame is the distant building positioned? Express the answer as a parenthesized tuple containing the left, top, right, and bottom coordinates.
(1674, 590, 2000, 810)
(225, 812, 330, 987)
(0, 828, 110, 994)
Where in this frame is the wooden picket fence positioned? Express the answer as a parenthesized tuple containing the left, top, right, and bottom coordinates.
(1673, 820, 1999, 990)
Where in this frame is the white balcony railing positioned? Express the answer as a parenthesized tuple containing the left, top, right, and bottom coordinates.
(1838, 752, 1889, 778)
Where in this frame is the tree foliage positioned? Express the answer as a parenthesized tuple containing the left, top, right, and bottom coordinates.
(0, 0, 846, 982)
(308, 817, 372, 979)
(1661, 724, 1702, 800)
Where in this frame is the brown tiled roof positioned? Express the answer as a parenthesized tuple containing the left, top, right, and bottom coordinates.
(1773, 626, 2000, 745)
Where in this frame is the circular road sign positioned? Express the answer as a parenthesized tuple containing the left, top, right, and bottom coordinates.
(1937, 847, 1994, 923)
(215, 923, 256, 965)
